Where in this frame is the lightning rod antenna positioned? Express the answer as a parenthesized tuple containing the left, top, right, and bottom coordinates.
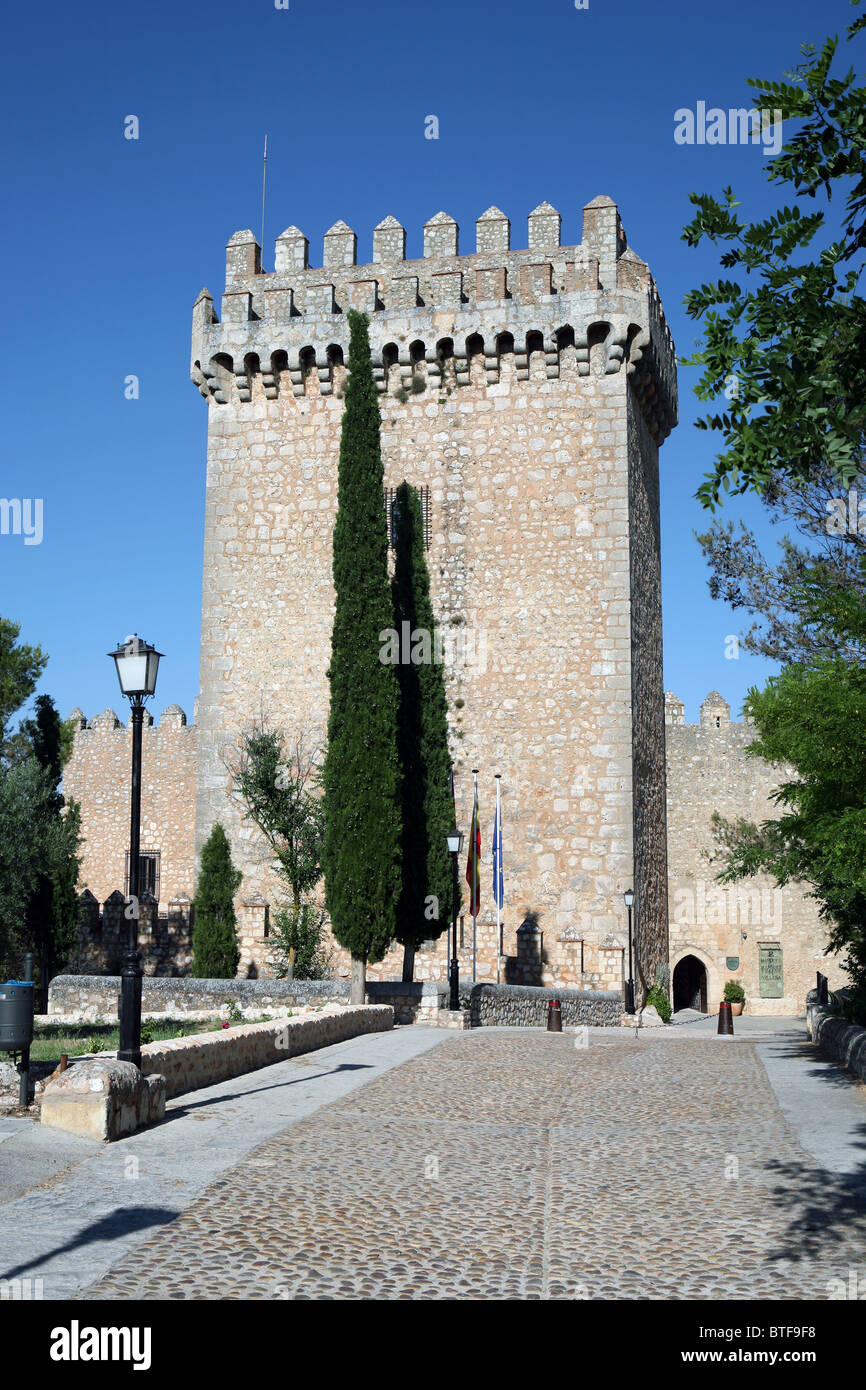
(260, 134, 268, 263)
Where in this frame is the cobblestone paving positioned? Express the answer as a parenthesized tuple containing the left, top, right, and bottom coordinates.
(86, 1031, 866, 1300)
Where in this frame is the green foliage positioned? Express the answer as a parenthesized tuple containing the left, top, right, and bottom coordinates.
(714, 570, 866, 989)
(696, 464, 866, 665)
(681, 7, 866, 507)
(645, 984, 671, 1023)
(22, 696, 82, 995)
(391, 482, 453, 961)
(0, 616, 46, 755)
(322, 310, 401, 964)
(271, 903, 332, 980)
(0, 729, 82, 983)
(724, 980, 746, 1003)
(228, 720, 324, 902)
(193, 823, 242, 979)
(227, 719, 329, 977)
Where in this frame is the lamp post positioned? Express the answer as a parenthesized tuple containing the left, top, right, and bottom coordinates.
(109, 635, 162, 1069)
(623, 888, 635, 1015)
(446, 828, 463, 1011)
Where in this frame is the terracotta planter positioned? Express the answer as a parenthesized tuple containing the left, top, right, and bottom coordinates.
(729, 1001, 744, 1016)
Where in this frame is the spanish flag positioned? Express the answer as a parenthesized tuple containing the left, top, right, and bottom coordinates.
(465, 775, 481, 915)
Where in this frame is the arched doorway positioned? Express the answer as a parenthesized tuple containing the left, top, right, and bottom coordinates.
(673, 954, 708, 1013)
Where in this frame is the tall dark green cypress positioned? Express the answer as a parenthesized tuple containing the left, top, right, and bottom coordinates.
(391, 482, 453, 980)
(193, 823, 242, 979)
(322, 310, 401, 1000)
(22, 695, 81, 1007)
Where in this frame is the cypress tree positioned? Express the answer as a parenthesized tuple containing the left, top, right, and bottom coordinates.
(322, 309, 401, 1001)
(392, 481, 453, 980)
(193, 823, 242, 978)
(21, 695, 81, 1007)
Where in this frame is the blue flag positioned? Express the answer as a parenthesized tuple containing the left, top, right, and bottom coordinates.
(493, 786, 504, 909)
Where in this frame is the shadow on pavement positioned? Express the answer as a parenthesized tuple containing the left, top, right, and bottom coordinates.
(765, 1124, 866, 1264)
(166, 1060, 374, 1116)
(0, 1205, 180, 1281)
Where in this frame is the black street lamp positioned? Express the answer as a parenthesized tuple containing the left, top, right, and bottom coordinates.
(109, 634, 162, 1069)
(623, 888, 636, 1015)
(446, 828, 463, 1011)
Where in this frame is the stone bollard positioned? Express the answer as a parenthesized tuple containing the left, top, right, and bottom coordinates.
(547, 999, 562, 1032)
(717, 1001, 734, 1036)
(41, 1057, 165, 1141)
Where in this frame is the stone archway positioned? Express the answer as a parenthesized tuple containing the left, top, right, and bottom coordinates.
(673, 954, 708, 1013)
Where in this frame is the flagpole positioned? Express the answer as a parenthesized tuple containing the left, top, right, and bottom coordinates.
(472, 768, 478, 983)
(495, 774, 502, 985)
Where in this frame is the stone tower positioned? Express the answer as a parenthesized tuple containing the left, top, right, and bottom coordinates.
(190, 195, 677, 988)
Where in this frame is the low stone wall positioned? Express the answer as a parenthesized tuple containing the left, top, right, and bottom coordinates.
(366, 981, 445, 1024)
(465, 982, 622, 1028)
(366, 980, 622, 1027)
(139, 1005, 393, 1098)
(808, 1006, 866, 1084)
(48, 974, 349, 1022)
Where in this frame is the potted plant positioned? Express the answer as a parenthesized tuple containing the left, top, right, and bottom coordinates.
(724, 980, 746, 1016)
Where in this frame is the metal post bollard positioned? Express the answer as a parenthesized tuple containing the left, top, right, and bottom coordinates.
(717, 1000, 734, 1035)
(547, 999, 562, 1032)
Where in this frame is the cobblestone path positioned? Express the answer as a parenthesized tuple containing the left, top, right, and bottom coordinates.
(87, 1031, 866, 1300)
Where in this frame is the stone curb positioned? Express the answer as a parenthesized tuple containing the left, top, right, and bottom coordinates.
(809, 1006, 866, 1083)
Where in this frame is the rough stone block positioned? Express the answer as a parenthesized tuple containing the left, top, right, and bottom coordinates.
(40, 1058, 165, 1142)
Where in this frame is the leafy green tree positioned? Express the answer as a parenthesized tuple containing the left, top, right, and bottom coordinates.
(714, 563, 866, 994)
(0, 617, 46, 756)
(227, 721, 328, 978)
(322, 309, 401, 1001)
(193, 823, 242, 978)
(270, 904, 332, 981)
(21, 696, 82, 1004)
(682, 5, 866, 508)
(391, 481, 453, 980)
(696, 462, 866, 664)
(0, 759, 47, 974)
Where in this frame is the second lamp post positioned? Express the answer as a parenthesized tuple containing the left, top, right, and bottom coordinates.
(623, 887, 636, 1015)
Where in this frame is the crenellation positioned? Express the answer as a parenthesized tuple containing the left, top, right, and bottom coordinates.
(527, 201, 562, 252)
(274, 225, 309, 273)
(373, 215, 405, 263)
(225, 229, 261, 285)
(191, 199, 677, 445)
(323, 220, 357, 269)
(476, 206, 510, 256)
(423, 210, 459, 259)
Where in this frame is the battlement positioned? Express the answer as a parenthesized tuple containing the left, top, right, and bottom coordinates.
(68, 705, 193, 733)
(665, 692, 753, 730)
(190, 196, 677, 443)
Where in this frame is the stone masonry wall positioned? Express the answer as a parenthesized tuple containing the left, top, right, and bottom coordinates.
(665, 692, 849, 1015)
(627, 386, 669, 991)
(191, 196, 676, 989)
(63, 705, 196, 912)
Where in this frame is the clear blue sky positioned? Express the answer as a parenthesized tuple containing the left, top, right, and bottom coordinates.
(0, 0, 854, 729)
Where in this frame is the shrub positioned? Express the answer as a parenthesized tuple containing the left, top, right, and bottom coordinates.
(193, 823, 242, 979)
(645, 984, 672, 1023)
(271, 903, 331, 980)
(724, 979, 746, 1003)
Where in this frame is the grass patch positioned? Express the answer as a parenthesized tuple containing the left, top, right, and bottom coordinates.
(26, 1016, 275, 1064)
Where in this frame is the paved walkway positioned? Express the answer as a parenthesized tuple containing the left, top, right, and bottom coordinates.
(89, 1022, 866, 1300)
(2, 1019, 865, 1300)
(0, 1026, 445, 1298)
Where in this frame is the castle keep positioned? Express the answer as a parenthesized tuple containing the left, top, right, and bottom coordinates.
(61, 195, 848, 1009)
(188, 195, 675, 988)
